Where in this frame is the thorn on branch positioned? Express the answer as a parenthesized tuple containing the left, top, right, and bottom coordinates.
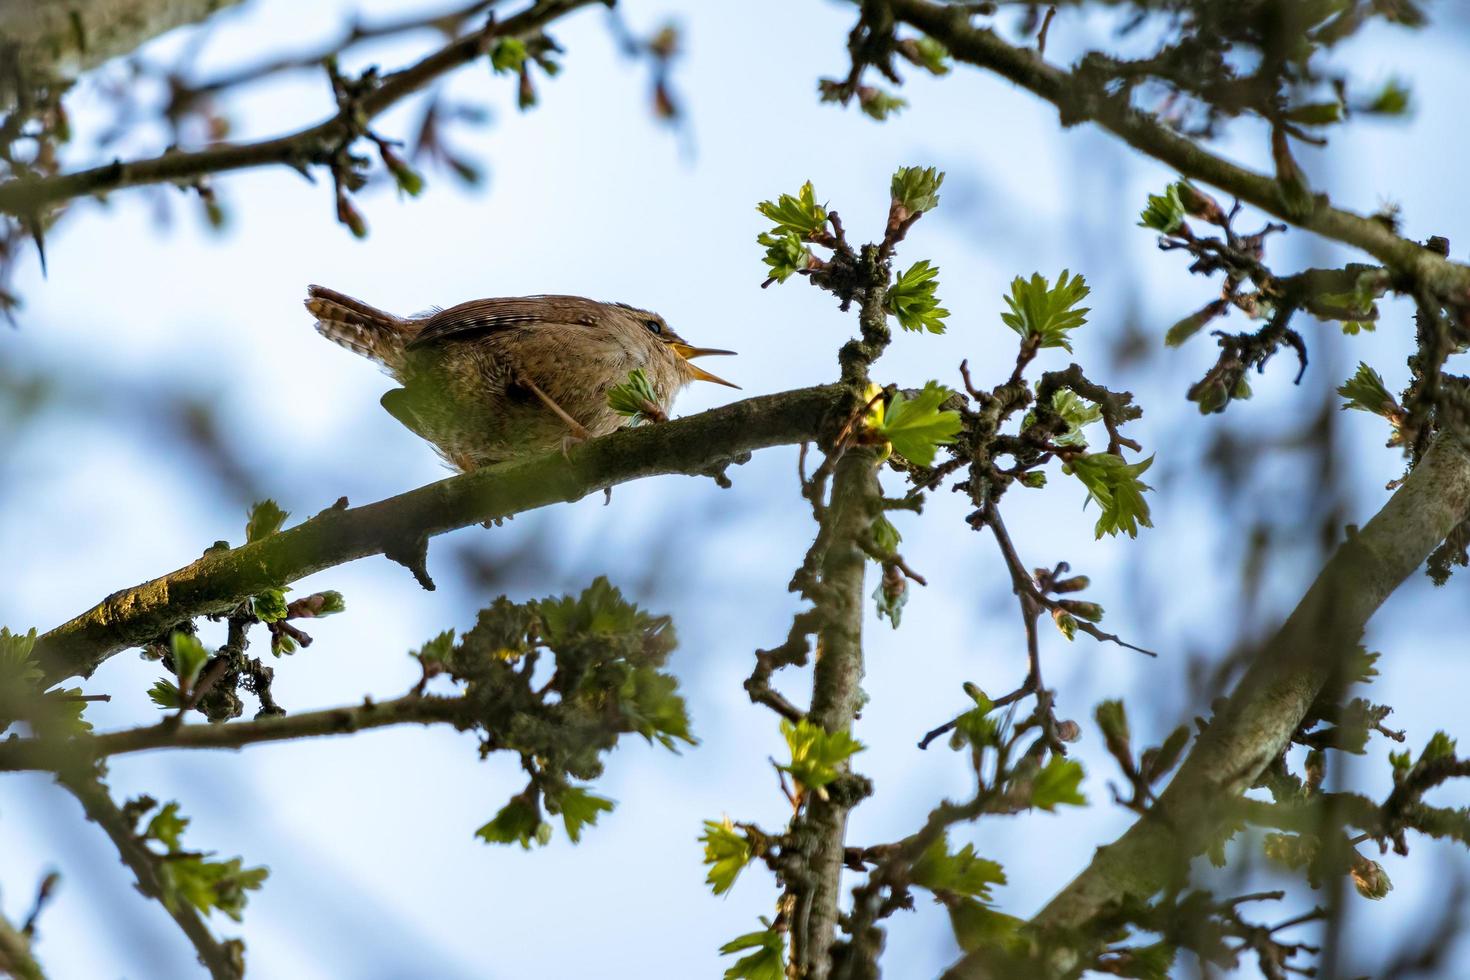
(385, 533, 435, 591)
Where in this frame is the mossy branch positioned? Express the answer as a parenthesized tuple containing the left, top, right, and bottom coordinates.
(33, 384, 845, 684)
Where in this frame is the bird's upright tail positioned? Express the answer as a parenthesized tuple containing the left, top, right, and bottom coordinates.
(305, 284, 412, 371)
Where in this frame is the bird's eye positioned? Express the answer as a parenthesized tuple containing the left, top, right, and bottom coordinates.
(645, 319, 663, 335)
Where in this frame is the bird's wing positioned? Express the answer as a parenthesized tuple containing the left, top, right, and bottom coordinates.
(405, 296, 599, 351)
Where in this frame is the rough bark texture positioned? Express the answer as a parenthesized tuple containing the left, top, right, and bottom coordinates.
(1, 0, 242, 78)
(794, 450, 880, 979)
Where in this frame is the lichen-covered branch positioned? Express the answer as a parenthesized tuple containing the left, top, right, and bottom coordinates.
(942, 430, 1470, 978)
(882, 0, 1470, 300)
(0, 0, 600, 216)
(56, 767, 242, 980)
(787, 267, 889, 979)
(33, 384, 843, 685)
(0, 0, 244, 80)
(0, 695, 467, 772)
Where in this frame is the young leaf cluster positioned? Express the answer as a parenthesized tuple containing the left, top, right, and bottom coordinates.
(1064, 453, 1155, 539)
(606, 367, 663, 425)
(779, 718, 864, 797)
(868, 382, 962, 466)
(886, 260, 950, 334)
(132, 798, 269, 921)
(1001, 271, 1091, 352)
(406, 579, 692, 850)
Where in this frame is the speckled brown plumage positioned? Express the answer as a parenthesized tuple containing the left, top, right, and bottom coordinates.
(306, 286, 736, 470)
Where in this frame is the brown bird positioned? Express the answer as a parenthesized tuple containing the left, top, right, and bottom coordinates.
(306, 286, 738, 471)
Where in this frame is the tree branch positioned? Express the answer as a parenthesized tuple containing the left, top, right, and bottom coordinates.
(33, 384, 845, 685)
(0, 0, 601, 216)
(0, 0, 244, 79)
(0, 909, 44, 980)
(942, 430, 1470, 978)
(0, 695, 467, 772)
(56, 766, 242, 980)
(882, 0, 1470, 300)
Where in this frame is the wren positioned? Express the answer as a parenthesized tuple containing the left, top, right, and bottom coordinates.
(306, 285, 737, 471)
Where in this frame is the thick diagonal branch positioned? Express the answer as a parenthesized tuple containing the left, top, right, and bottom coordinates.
(882, 0, 1470, 300)
(0, 0, 599, 216)
(942, 430, 1470, 978)
(33, 384, 843, 684)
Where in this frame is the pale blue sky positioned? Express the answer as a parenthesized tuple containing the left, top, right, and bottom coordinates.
(3, 1, 1469, 977)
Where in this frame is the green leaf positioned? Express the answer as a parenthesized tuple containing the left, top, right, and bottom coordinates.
(1031, 757, 1087, 811)
(861, 88, 906, 121)
(1421, 731, 1457, 764)
(911, 834, 1007, 902)
(756, 181, 828, 237)
(148, 679, 183, 710)
(871, 514, 901, 556)
(952, 689, 998, 750)
(551, 786, 614, 844)
(1047, 389, 1102, 449)
(476, 793, 553, 850)
(875, 382, 962, 466)
(160, 854, 269, 922)
(719, 924, 786, 980)
(1364, 77, 1411, 115)
(1138, 184, 1186, 235)
(538, 576, 645, 647)
(490, 37, 528, 74)
(1164, 301, 1226, 347)
(245, 499, 288, 543)
(779, 718, 864, 793)
(901, 37, 951, 75)
(0, 627, 42, 692)
(756, 230, 811, 285)
(31, 687, 93, 738)
(411, 629, 457, 666)
(250, 588, 290, 624)
(1063, 453, 1155, 539)
(1348, 647, 1380, 685)
(886, 260, 950, 334)
(1109, 941, 1178, 980)
(700, 819, 753, 896)
(1052, 610, 1077, 641)
(1337, 362, 1397, 417)
(146, 801, 189, 850)
(948, 898, 1023, 953)
(607, 368, 662, 425)
(1001, 270, 1091, 352)
(891, 166, 945, 214)
(1284, 101, 1343, 126)
(619, 667, 696, 751)
(169, 632, 210, 687)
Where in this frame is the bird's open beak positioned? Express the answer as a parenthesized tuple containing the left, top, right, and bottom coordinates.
(671, 343, 740, 389)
